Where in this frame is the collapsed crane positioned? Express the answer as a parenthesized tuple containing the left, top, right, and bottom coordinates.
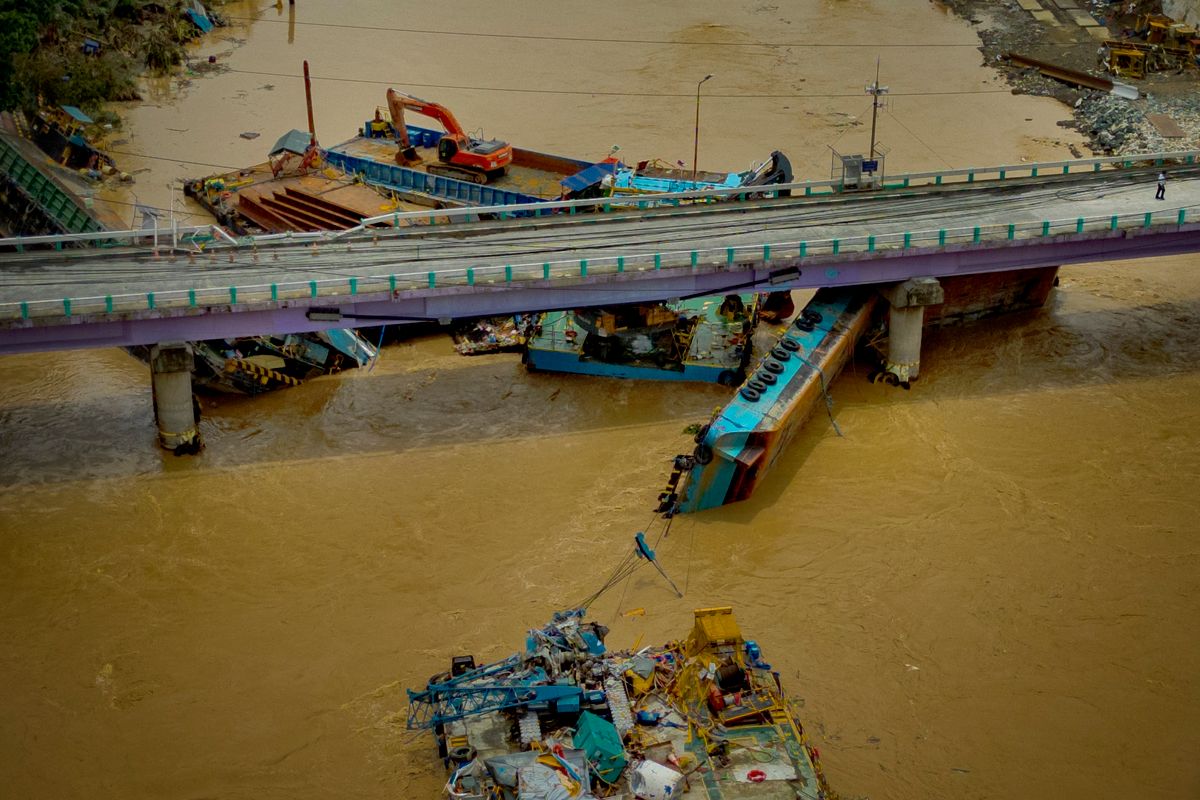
(385, 88, 513, 184)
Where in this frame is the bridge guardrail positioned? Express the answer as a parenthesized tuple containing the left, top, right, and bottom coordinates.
(2, 202, 1196, 323)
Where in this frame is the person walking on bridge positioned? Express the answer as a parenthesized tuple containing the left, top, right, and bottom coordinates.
(1156, 171, 1166, 200)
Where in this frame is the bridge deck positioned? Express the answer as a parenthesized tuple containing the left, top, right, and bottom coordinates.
(1, 161, 1199, 353)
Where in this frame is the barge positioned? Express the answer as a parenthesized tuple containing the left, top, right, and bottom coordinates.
(664, 289, 877, 514)
(522, 295, 759, 384)
(408, 606, 836, 799)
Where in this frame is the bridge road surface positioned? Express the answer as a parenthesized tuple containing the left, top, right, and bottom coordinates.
(1, 164, 1199, 354)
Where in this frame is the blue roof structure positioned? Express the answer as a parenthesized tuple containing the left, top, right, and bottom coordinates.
(60, 106, 94, 125)
(270, 129, 314, 157)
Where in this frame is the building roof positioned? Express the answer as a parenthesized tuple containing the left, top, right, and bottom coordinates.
(60, 106, 94, 124)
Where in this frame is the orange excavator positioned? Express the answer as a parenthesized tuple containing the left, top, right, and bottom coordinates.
(386, 88, 513, 184)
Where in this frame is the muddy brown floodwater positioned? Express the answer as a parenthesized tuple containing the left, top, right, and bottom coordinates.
(2, 2, 1199, 798)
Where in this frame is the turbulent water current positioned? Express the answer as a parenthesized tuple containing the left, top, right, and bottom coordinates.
(1, 2, 1198, 798)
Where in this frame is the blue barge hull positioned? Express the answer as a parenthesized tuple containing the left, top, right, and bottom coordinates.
(670, 288, 878, 513)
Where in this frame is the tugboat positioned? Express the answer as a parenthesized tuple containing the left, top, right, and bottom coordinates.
(407, 606, 836, 799)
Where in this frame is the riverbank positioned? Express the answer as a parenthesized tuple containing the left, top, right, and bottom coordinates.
(944, 0, 1200, 154)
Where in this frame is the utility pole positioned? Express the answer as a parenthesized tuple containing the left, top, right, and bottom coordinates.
(692, 74, 713, 188)
(865, 58, 888, 163)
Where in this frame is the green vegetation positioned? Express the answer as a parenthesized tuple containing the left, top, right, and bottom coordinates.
(0, 0, 222, 115)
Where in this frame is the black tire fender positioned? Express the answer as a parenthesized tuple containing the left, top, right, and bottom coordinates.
(747, 378, 768, 392)
(739, 386, 761, 402)
(780, 338, 800, 352)
(763, 359, 785, 374)
(694, 443, 714, 464)
(693, 424, 710, 444)
(757, 371, 777, 386)
(771, 346, 791, 361)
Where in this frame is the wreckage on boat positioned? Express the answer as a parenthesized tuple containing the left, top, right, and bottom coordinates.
(407, 598, 836, 798)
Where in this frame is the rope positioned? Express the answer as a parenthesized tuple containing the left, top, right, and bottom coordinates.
(796, 343, 844, 437)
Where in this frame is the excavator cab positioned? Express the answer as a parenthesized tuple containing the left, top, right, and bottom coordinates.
(386, 88, 513, 184)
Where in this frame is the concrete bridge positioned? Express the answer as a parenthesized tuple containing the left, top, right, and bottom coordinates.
(2, 151, 1199, 356)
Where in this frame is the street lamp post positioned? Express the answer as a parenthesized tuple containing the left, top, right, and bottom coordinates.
(692, 74, 713, 188)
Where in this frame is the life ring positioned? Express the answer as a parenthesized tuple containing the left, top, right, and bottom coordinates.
(757, 371, 777, 386)
(763, 359, 784, 374)
(780, 338, 800, 352)
(747, 769, 766, 783)
(739, 386, 761, 402)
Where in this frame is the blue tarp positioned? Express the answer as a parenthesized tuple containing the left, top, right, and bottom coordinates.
(572, 711, 626, 783)
(270, 129, 313, 157)
(185, 8, 214, 33)
(560, 161, 619, 193)
(60, 106, 93, 125)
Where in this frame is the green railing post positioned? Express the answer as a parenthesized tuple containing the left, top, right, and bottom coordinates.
(603, 203, 611, 213)
(1093, 162, 1101, 172)
(867, 235, 875, 252)
(504, 265, 512, 282)
(1143, 212, 1152, 228)
(20, 301, 29, 319)
(1076, 218, 1084, 234)
(105, 296, 113, 313)
(63, 298, 72, 316)
(1178, 209, 1187, 225)
(1041, 220, 1050, 236)
(800, 242, 807, 258)
(617, 256, 625, 273)
(726, 247, 735, 267)
(1062, 165, 1070, 175)
(903, 232, 911, 249)
(580, 260, 588, 277)
(654, 253, 661, 270)
(972, 226, 981, 243)
(146, 293, 155, 310)
(804, 186, 812, 196)
(271, 284, 278, 301)
(543, 263, 550, 279)
(467, 268, 475, 285)
(189, 289, 197, 307)
(832, 239, 840, 255)
(999, 169, 1006, 180)
(1032, 167, 1038, 177)
(762, 244, 770, 262)
(229, 287, 237, 304)
(389, 274, 397, 292)
(967, 171, 975, 183)
(309, 281, 318, 298)
(1110, 215, 1119, 231)
(935, 175, 943, 185)
(903, 177, 910, 188)
(690, 251, 698, 268)
(350, 278, 359, 295)
(1007, 223, 1015, 240)
(428, 272, 436, 288)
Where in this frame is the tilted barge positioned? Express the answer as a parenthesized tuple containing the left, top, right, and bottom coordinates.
(407, 607, 836, 799)
(663, 289, 877, 514)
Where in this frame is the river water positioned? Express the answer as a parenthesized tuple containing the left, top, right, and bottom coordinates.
(2, 2, 1198, 798)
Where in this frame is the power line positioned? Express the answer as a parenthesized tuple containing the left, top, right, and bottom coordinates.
(227, 68, 1014, 99)
(108, 150, 241, 170)
(224, 16, 987, 48)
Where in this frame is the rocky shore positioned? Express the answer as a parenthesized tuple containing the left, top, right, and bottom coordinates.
(944, 0, 1200, 155)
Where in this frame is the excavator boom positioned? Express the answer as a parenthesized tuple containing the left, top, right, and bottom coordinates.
(384, 88, 512, 183)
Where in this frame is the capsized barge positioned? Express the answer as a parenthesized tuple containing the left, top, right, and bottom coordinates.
(408, 607, 836, 799)
(522, 295, 759, 384)
(664, 289, 877, 514)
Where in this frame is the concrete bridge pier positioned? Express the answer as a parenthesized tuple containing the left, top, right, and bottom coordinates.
(877, 277, 944, 388)
(150, 343, 201, 454)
